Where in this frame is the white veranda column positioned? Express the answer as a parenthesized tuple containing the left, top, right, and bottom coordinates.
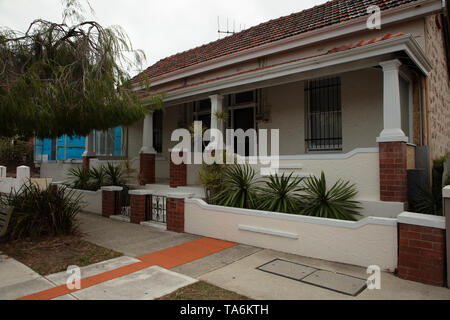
(140, 111, 156, 154)
(377, 59, 408, 143)
(83, 131, 96, 157)
(209, 94, 224, 148)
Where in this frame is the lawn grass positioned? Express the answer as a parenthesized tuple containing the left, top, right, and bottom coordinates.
(0, 234, 123, 276)
(158, 281, 251, 300)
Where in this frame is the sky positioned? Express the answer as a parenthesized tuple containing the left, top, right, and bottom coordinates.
(0, 0, 329, 74)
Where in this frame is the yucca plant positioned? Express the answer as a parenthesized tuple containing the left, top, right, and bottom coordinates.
(300, 172, 362, 221)
(68, 167, 94, 191)
(212, 164, 259, 209)
(0, 183, 81, 240)
(104, 162, 127, 187)
(257, 173, 304, 214)
(89, 165, 106, 191)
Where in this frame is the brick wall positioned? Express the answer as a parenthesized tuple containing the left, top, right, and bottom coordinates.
(166, 197, 184, 233)
(170, 152, 187, 188)
(398, 223, 446, 287)
(130, 194, 149, 224)
(140, 153, 155, 185)
(102, 190, 121, 218)
(379, 142, 407, 202)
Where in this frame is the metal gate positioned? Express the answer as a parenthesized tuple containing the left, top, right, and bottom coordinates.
(145, 194, 166, 224)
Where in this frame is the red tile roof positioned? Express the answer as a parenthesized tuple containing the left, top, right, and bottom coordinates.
(134, 0, 418, 83)
(137, 33, 406, 98)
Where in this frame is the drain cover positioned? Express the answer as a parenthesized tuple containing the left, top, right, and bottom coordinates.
(256, 259, 367, 296)
(257, 259, 317, 281)
(302, 270, 367, 296)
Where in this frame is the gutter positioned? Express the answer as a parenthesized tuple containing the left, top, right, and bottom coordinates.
(145, 35, 432, 103)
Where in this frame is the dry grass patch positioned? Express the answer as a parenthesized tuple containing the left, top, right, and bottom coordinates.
(0, 234, 123, 275)
(158, 281, 251, 300)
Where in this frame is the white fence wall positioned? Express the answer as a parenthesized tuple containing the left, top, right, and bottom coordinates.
(185, 199, 398, 271)
(0, 166, 30, 194)
(66, 187, 102, 215)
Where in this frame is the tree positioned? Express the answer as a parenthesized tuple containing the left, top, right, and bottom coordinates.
(0, 0, 161, 139)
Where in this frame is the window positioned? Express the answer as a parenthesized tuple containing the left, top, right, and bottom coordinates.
(153, 110, 163, 154)
(94, 126, 127, 157)
(193, 99, 212, 146)
(34, 135, 86, 162)
(305, 77, 342, 152)
(227, 90, 258, 156)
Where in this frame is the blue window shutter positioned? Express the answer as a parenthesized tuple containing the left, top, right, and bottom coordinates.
(114, 127, 122, 156)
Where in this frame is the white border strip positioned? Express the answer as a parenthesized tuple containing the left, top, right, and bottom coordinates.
(186, 198, 397, 229)
(443, 186, 450, 199)
(398, 212, 446, 230)
(238, 225, 299, 239)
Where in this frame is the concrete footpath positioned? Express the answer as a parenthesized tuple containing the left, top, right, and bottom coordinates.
(1, 212, 449, 300)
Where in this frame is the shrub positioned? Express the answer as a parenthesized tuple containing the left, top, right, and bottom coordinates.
(0, 183, 81, 240)
(68, 166, 95, 191)
(300, 172, 361, 221)
(198, 162, 225, 204)
(0, 138, 33, 167)
(104, 162, 128, 187)
(67, 163, 128, 191)
(257, 173, 304, 214)
(410, 154, 449, 216)
(211, 164, 260, 209)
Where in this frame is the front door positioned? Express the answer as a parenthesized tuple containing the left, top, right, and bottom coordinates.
(233, 107, 255, 157)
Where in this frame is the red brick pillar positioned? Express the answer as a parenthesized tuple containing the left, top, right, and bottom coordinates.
(398, 212, 446, 287)
(379, 142, 407, 203)
(102, 186, 123, 218)
(140, 153, 156, 186)
(129, 190, 153, 224)
(166, 193, 192, 233)
(170, 151, 187, 188)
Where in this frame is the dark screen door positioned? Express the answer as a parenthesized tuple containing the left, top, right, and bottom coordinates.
(233, 107, 255, 156)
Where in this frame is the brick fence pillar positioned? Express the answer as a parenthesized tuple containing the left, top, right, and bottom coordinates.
(397, 212, 446, 287)
(170, 151, 187, 188)
(444, 186, 450, 288)
(166, 192, 193, 233)
(140, 153, 155, 186)
(129, 190, 153, 224)
(101, 186, 123, 218)
(379, 142, 407, 203)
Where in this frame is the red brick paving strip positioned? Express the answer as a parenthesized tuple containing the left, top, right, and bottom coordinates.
(17, 238, 237, 300)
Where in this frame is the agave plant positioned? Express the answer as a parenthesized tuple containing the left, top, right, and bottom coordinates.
(68, 167, 94, 191)
(212, 164, 259, 209)
(300, 172, 362, 221)
(89, 165, 106, 191)
(257, 173, 304, 214)
(104, 162, 127, 187)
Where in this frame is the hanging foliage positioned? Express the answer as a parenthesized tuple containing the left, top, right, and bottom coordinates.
(0, 0, 162, 139)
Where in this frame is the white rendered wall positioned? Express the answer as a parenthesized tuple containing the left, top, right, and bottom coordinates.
(185, 199, 398, 271)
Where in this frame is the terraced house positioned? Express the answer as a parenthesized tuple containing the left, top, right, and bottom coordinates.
(41, 0, 450, 219)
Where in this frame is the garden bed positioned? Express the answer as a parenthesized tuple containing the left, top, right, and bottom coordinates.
(157, 281, 250, 300)
(0, 234, 123, 276)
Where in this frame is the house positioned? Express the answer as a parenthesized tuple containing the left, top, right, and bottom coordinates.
(48, 0, 450, 218)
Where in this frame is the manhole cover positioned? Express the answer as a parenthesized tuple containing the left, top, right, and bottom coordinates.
(302, 270, 367, 296)
(256, 259, 367, 297)
(257, 259, 317, 281)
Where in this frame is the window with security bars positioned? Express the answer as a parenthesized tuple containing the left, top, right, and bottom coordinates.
(305, 77, 342, 152)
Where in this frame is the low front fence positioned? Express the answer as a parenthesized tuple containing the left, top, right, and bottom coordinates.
(184, 198, 398, 272)
(150, 195, 167, 224)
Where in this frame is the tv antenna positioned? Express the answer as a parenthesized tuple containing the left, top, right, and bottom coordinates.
(218, 17, 245, 38)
